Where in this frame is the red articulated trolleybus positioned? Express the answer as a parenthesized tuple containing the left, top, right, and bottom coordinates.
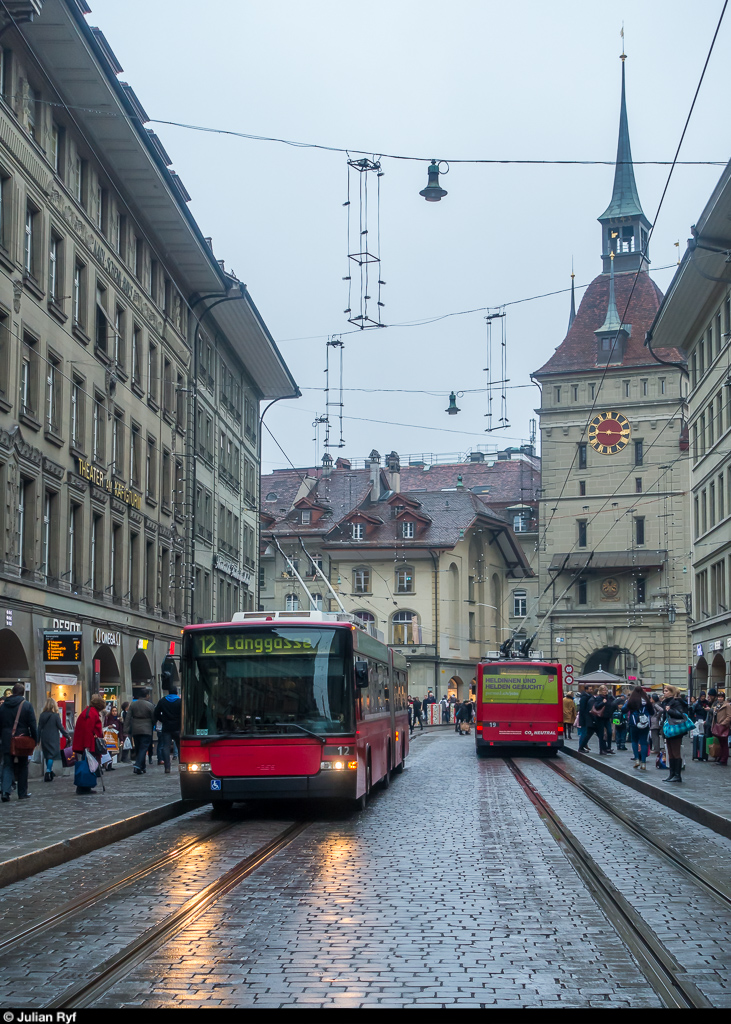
(475, 655, 564, 756)
(178, 610, 409, 809)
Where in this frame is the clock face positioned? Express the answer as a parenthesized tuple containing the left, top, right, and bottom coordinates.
(588, 411, 631, 455)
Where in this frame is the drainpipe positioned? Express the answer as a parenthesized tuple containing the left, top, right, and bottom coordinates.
(430, 549, 440, 700)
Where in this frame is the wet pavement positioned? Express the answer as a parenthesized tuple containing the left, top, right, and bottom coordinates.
(3, 729, 730, 1008)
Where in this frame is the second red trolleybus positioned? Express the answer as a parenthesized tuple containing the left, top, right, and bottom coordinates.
(475, 657, 564, 755)
(178, 611, 409, 809)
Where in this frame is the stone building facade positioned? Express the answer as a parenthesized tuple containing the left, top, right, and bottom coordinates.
(0, 1, 296, 722)
(260, 450, 532, 699)
(648, 159, 731, 693)
(532, 57, 690, 689)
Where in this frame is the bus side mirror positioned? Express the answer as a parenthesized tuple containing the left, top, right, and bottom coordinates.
(355, 662, 369, 688)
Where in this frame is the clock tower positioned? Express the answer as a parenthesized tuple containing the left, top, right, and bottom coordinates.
(532, 55, 690, 691)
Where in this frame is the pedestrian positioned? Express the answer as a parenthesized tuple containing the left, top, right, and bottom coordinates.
(623, 686, 652, 770)
(0, 683, 37, 801)
(456, 700, 472, 736)
(613, 698, 628, 750)
(577, 687, 596, 752)
(123, 688, 156, 774)
(563, 692, 577, 740)
(691, 691, 711, 761)
(586, 685, 614, 755)
(649, 693, 663, 755)
(661, 684, 691, 784)
(119, 701, 132, 762)
(709, 691, 731, 766)
(411, 696, 424, 733)
(440, 696, 449, 724)
(38, 697, 70, 782)
(155, 685, 182, 774)
(72, 693, 106, 795)
(407, 697, 414, 734)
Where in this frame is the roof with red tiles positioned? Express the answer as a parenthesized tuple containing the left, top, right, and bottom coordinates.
(400, 458, 540, 504)
(534, 269, 684, 377)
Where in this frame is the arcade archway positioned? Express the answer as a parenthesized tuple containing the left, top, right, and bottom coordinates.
(0, 628, 29, 684)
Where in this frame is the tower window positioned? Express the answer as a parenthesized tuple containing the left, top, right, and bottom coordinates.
(578, 520, 587, 548)
(577, 578, 587, 605)
(554, 387, 561, 404)
(578, 443, 587, 470)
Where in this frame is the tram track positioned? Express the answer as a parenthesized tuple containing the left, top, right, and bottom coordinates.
(0, 819, 238, 957)
(505, 758, 712, 1009)
(46, 820, 310, 1010)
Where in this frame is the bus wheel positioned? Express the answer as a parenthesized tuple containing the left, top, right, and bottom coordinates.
(381, 747, 391, 789)
(356, 761, 371, 811)
(394, 740, 405, 774)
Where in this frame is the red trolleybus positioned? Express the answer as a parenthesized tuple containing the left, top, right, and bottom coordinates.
(475, 658, 564, 755)
(179, 611, 409, 809)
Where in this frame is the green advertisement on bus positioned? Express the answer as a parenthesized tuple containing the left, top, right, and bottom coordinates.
(481, 666, 558, 705)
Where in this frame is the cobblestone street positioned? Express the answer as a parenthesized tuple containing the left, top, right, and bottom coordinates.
(3, 729, 731, 1008)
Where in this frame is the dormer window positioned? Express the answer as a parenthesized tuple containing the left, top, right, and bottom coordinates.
(513, 513, 529, 533)
(402, 521, 414, 539)
(301, 510, 311, 524)
(351, 523, 364, 540)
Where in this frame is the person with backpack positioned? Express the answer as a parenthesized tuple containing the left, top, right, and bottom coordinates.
(623, 686, 652, 771)
(0, 683, 37, 801)
(586, 685, 614, 755)
(155, 685, 182, 774)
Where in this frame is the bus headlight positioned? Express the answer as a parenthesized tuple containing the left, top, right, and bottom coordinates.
(180, 762, 211, 772)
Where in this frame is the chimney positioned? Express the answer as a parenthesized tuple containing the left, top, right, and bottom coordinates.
(322, 452, 333, 478)
(368, 449, 381, 502)
(386, 451, 400, 493)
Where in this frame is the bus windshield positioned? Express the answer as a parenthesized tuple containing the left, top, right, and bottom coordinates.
(481, 664, 558, 705)
(182, 626, 354, 736)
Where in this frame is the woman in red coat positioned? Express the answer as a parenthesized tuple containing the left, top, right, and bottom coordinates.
(72, 693, 105, 794)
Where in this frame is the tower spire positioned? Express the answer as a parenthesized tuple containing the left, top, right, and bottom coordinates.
(594, 252, 631, 363)
(597, 51, 651, 273)
(567, 264, 576, 332)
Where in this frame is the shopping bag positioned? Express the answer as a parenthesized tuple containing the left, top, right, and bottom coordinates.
(61, 747, 75, 768)
(122, 736, 133, 751)
(74, 758, 98, 789)
(709, 740, 721, 760)
(100, 752, 112, 767)
(31, 745, 42, 764)
(85, 750, 99, 774)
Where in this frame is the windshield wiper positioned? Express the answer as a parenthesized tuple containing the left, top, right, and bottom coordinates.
(199, 732, 237, 746)
(274, 722, 327, 744)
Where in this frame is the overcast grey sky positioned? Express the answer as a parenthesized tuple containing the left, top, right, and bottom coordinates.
(90, 0, 728, 471)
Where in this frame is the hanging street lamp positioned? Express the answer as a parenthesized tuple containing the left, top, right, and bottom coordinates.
(420, 159, 448, 202)
(445, 391, 460, 415)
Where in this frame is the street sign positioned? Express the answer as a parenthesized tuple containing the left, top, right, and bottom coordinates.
(565, 664, 574, 673)
(556, 637, 565, 643)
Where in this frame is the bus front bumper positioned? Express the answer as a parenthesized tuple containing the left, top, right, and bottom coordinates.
(179, 770, 357, 802)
